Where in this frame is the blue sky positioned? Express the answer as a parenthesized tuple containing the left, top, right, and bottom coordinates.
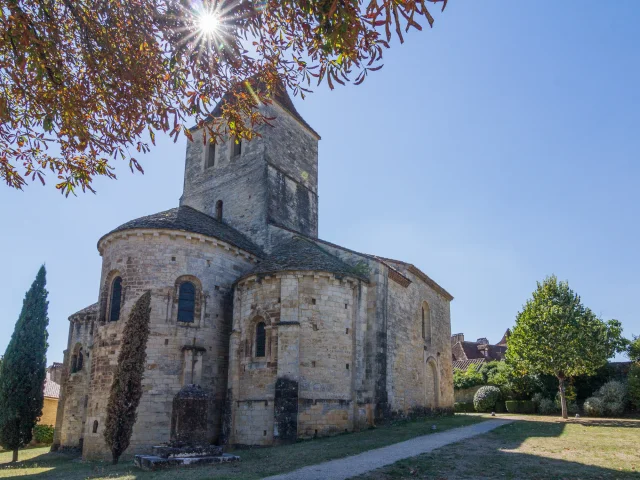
(1, 1, 638, 364)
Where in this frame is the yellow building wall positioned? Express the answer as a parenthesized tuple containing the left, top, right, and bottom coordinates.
(38, 397, 58, 426)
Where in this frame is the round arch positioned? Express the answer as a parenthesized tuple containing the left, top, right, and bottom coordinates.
(425, 356, 439, 409)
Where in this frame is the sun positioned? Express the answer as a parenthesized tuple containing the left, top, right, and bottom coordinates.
(199, 12, 220, 36)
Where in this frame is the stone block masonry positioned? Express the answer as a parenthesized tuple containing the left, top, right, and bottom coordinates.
(54, 85, 455, 458)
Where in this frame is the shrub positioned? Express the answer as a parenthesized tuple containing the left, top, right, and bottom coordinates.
(454, 365, 484, 390)
(473, 386, 502, 412)
(33, 425, 54, 444)
(454, 402, 475, 413)
(584, 380, 627, 417)
(505, 400, 535, 414)
(584, 396, 604, 416)
(538, 398, 558, 415)
(628, 363, 640, 412)
(598, 380, 627, 404)
(531, 392, 544, 408)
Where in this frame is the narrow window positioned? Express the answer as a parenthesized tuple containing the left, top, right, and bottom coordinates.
(92, 420, 99, 433)
(77, 349, 84, 371)
(206, 142, 216, 168)
(109, 277, 122, 322)
(232, 138, 242, 158)
(216, 200, 223, 221)
(71, 355, 78, 373)
(255, 322, 266, 357)
(422, 302, 432, 343)
(177, 282, 196, 322)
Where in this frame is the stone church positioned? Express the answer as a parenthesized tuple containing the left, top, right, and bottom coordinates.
(53, 87, 455, 459)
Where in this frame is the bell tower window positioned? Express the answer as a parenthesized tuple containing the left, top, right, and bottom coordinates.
(232, 138, 241, 158)
(216, 200, 223, 221)
(206, 142, 216, 168)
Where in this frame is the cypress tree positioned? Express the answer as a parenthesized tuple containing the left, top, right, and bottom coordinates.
(103, 290, 151, 464)
(0, 266, 49, 462)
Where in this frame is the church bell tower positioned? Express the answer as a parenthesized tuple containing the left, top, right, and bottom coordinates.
(179, 87, 320, 251)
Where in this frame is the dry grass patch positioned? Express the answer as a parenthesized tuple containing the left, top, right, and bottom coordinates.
(0, 415, 482, 480)
(360, 414, 640, 479)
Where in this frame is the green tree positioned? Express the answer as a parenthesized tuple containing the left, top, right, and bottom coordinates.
(506, 275, 625, 419)
(0, 266, 49, 462)
(628, 335, 640, 363)
(0, 0, 447, 194)
(103, 290, 151, 464)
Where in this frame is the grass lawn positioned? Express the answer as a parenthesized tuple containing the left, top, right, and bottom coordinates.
(0, 415, 482, 479)
(359, 414, 640, 479)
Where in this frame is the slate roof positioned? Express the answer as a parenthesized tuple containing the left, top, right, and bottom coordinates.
(240, 236, 368, 282)
(44, 377, 61, 399)
(69, 303, 98, 319)
(268, 221, 453, 300)
(452, 358, 486, 371)
(99, 206, 263, 257)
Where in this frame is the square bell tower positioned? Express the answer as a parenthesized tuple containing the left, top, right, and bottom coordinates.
(179, 85, 320, 250)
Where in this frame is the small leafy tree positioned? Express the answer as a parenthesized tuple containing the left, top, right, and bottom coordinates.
(628, 335, 640, 363)
(453, 365, 484, 390)
(0, 266, 49, 462)
(103, 291, 151, 464)
(506, 275, 626, 419)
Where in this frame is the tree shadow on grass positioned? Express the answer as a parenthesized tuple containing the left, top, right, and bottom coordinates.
(364, 419, 640, 479)
(0, 451, 142, 480)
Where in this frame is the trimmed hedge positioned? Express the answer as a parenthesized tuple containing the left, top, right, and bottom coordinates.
(505, 400, 535, 414)
(454, 402, 475, 413)
(473, 386, 502, 412)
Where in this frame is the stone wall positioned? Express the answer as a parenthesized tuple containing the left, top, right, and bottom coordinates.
(266, 225, 455, 420)
(76, 229, 257, 459)
(385, 261, 455, 415)
(228, 272, 369, 446)
(455, 385, 482, 404)
(55, 306, 95, 449)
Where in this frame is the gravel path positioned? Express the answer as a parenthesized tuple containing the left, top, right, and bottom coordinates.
(262, 419, 511, 480)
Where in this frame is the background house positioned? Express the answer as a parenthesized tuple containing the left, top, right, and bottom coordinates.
(451, 330, 510, 371)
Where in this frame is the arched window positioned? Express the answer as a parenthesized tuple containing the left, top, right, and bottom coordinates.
(177, 282, 196, 322)
(255, 322, 266, 357)
(92, 420, 99, 433)
(109, 277, 122, 322)
(215, 200, 223, 221)
(70, 355, 78, 374)
(76, 348, 84, 371)
(422, 302, 431, 343)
